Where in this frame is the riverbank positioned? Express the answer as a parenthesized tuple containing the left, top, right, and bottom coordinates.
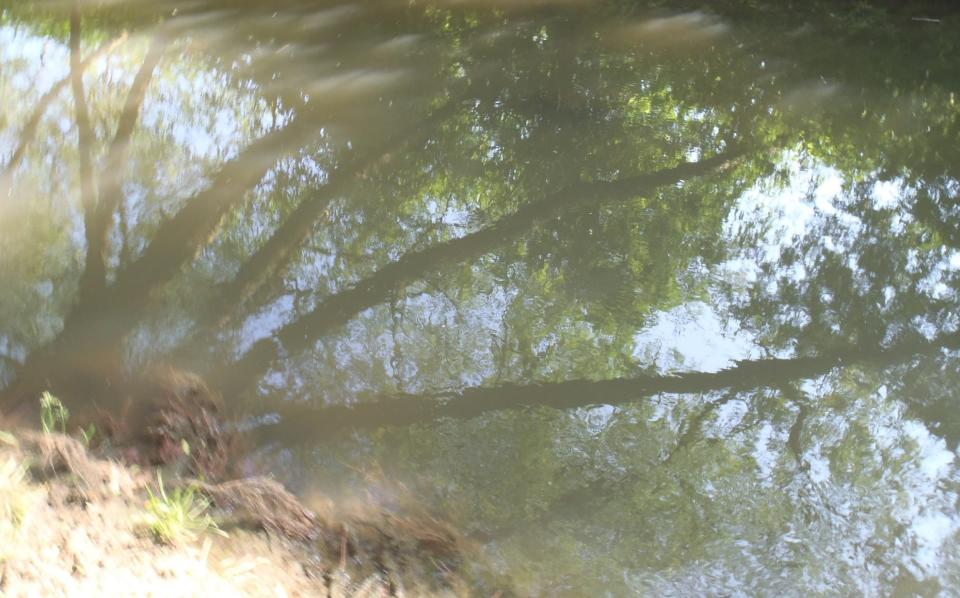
(0, 428, 468, 597)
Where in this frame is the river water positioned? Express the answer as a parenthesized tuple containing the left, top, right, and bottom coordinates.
(2, 0, 960, 594)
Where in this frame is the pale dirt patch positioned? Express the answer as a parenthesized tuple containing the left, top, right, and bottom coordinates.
(0, 431, 467, 597)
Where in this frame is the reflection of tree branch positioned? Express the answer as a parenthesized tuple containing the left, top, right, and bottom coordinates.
(78, 34, 169, 303)
(781, 383, 810, 469)
(481, 387, 764, 544)
(661, 389, 739, 465)
(1, 34, 126, 181)
(217, 148, 746, 395)
(81, 109, 323, 329)
(523, 384, 808, 544)
(253, 328, 960, 443)
(181, 97, 464, 352)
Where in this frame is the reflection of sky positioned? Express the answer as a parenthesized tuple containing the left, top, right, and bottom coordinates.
(647, 148, 960, 366)
(0, 26, 69, 85)
(629, 151, 874, 373)
(0, 23, 275, 186)
(720, 152, 858, 280)
(719, 154, 960, 585)
(636, 378, 960, 594)
(632, 300, 760, 372)
(0, 26, 70, 161)
(618, 151, 960, 590)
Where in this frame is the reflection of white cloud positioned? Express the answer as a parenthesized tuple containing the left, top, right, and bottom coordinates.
(805, 449, 831, 484)
(911, 511, 958, 576)
(632, 300, 761, 372)
(903, 420, 955, 479)
(721, 153, 852, 267)
(717, 152, 927, 305)
(872, 179, 904, 209)
(712, 399, 748, 435)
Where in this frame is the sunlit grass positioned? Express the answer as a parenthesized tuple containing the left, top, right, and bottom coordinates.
(0, 456, 31, 563)
(141, 472, 225, 545)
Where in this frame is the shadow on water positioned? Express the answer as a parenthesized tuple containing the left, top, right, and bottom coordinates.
(3, 0, 960, 593)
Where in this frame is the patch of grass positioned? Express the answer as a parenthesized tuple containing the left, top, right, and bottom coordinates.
(40, 391, 69, 434)
(141, 472, 225, 545)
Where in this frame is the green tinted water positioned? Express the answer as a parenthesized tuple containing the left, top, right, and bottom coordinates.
(2, 0, 960, 594)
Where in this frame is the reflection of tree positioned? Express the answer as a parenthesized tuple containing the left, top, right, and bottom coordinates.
(179, 96, 466, 353)
(1, 1, 957, 428)
(4, 0, 958, 419)
(303, 358, 960, 595)
(216, 147, 744, 396)
(3, 2, 960, 594)
(2, 8, 330, 407)
(5, 102, 325, 409)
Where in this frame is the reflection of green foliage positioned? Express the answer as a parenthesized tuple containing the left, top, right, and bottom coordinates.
(315, 365, 960, 594)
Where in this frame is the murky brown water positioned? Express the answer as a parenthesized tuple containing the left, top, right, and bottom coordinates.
(3, 0, 960, 594)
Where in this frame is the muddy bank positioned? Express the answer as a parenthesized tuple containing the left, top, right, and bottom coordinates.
(0, 427, 475, 597)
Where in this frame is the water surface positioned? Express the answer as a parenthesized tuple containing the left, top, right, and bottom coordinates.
(2, 0, 960, 594)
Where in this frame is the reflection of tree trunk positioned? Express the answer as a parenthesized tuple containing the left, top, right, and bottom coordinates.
(2, 106, 323, 412)
(252, 328, 960, 443)
(217, 148, 745, 396)
(1, 35, 126, 181)
(70, 5, 100, 300)
(78, 35, 169, 304)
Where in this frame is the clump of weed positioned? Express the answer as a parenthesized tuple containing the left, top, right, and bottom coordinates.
(79, 423, 97, 447)
(39, 392, 98, 449)
(40, 391, 69, 434)
(141, 472, 225, 545)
